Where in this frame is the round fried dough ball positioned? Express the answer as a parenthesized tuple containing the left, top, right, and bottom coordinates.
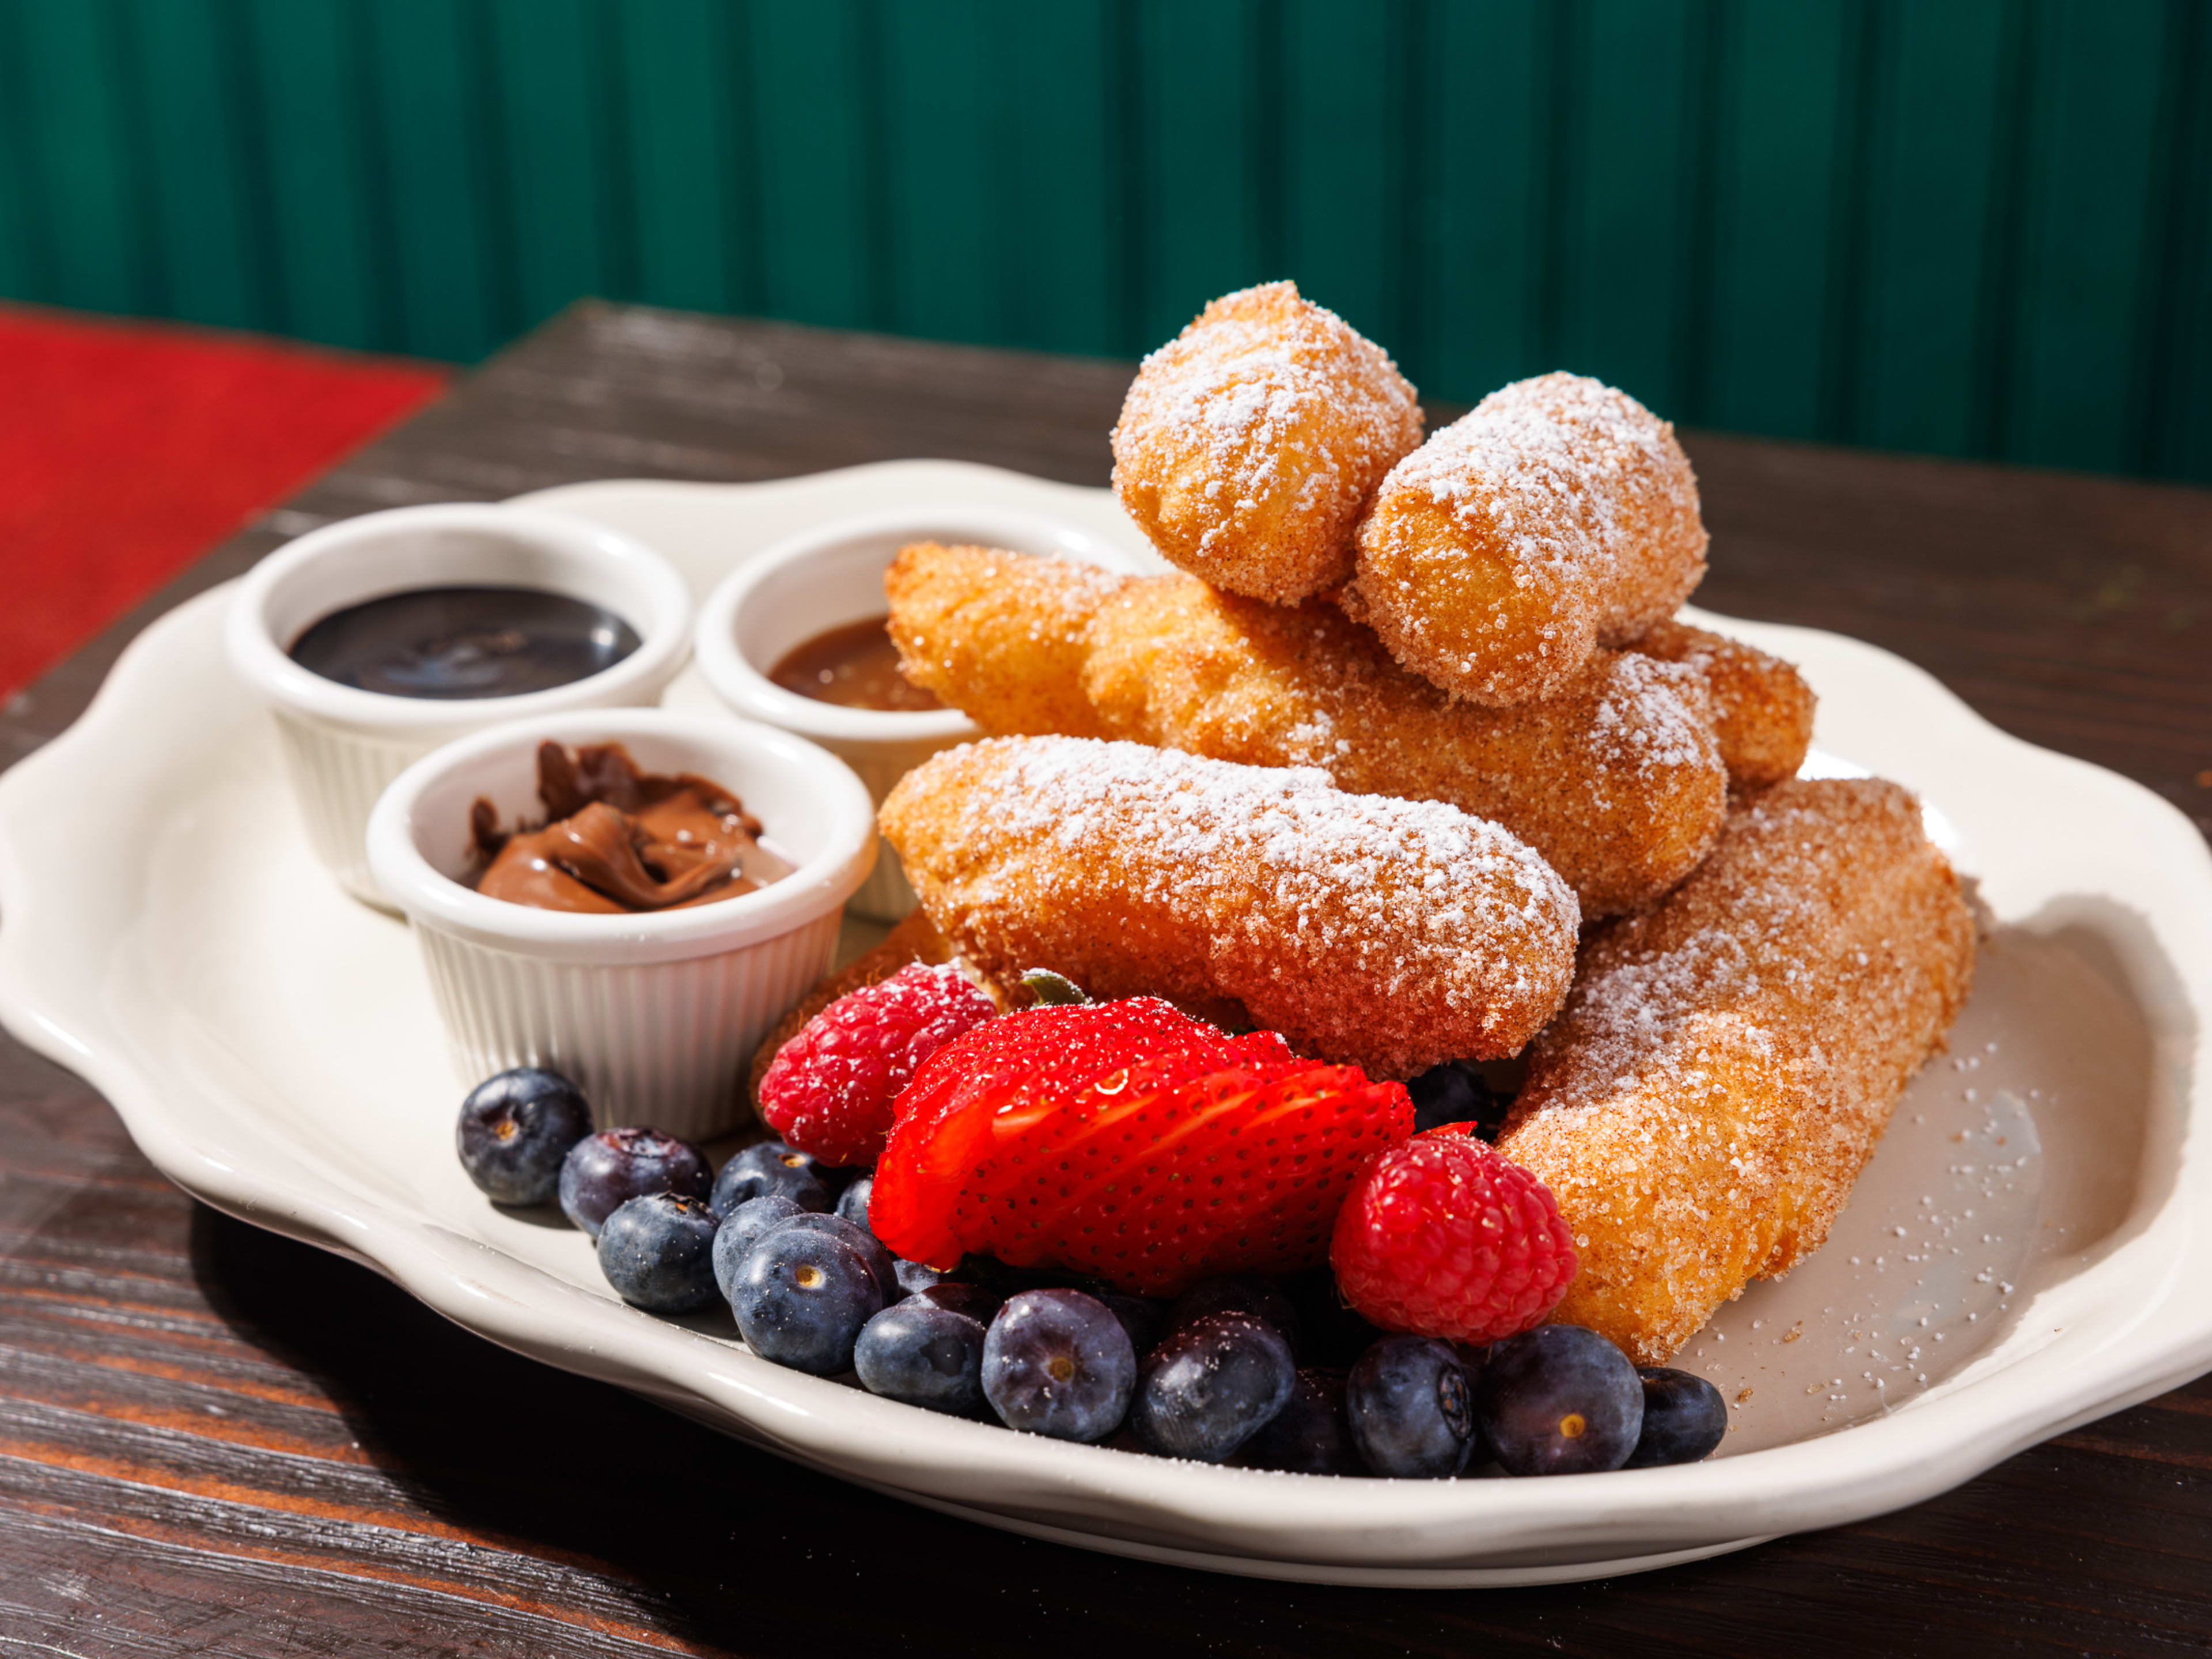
(1110, 281, 1423, 605)
(1345, 372, 1708, 706)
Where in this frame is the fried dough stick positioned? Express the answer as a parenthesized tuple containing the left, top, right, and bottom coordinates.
(1628, 618, 1816, 790)
(1346, 373, 1709, 707)
(1496, 779, 1976, 1362)
(887, 543, 1725, 918)
(1111, 281, 1424, 605)
(878, 737, 1581, 1079)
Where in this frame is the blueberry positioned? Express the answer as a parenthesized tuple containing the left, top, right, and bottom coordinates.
(980, 1289, 1135, 1442)
(710, 1195, 806, 1304)
(729, 1228, 883, 1375)
(904, 1281, 1002, 1322)
(558, 1128, 712, 1238)
(1624, 1366, 1728, 1468)
(854, 1301, 988, 1415)
(773, 1212, 896, 1301)
(835, 1174, 874, 1231)
(1479, 1325, 1645, 1476)
(455, 1067, 593, 1206)
(892, 1257, 950, 1299)
(1163, 1275, 1302, 1359)
(1346, 1336, 1476, 1478)
(1408, 1061, 1512, 1140)
(1238, 1368, 1362, 1475)
(596, 1192, 720, 1313)
(1130, 1312, 1296, 1463)
(1097, 1291, 1166, 1357)
(709, 1141, 830, 1219)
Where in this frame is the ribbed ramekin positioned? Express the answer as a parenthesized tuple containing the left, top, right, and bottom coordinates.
(225, 503, 694, 907)
(694, 507, 1135, 920)
(364, 708, 875, 1141)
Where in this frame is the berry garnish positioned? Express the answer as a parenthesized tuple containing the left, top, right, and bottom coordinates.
(774, 1211, 896, 1302)
(757, 963, 998, 1167)
(1329, 1127, 1575, 1343)
(596, 1192, 721, 1313)
(1346, 1335, 1476, 1478)
(871, 998, 1412, 1296)
(835, 1173, 874, 1230)
(709, 1141, 830, 1219)
(456, 1067, 593, 1206)
(855, 1300, 988, 1416)
(1161, 1274, 1304, 1359)
(711, 1195, 806, 1304)
(980, 1289, 1137, 1442)
(1478, 1325, 1645, 1476)
(1237, 1368, 1363, 1475)
(729, 1226, 884, 1375)
(558, 1127, 712, 1238)
(1623, 1366, 1728, 1468)
(1129, 1312, 1296, 1463)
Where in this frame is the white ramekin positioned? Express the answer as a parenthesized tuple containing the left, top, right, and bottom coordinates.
(226, 503, 695, 906)
(694, 507, 1135, 920)
(365, 708, 875, 1142)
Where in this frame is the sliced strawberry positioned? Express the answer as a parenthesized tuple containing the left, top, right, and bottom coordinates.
(871, 999, 1413, 1296)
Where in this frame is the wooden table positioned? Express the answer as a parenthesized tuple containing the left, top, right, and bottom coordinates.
(3, 303, 2208, 1656)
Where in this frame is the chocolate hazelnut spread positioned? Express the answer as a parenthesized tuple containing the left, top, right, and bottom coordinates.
(468, 741, 794, 914)
(290, 586, 641, 699)
(768, 616, 943, 713)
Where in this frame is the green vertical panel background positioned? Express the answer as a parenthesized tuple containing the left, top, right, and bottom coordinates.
(127, 0, 259, 331)
(1282, 0, 1398, 346)
(1560, 0, 1698, 412)
(979, 0, 1118, 357)
(245, 0, 381, 349)
(1421, 0, 1544, 403)
(1855, 0, 2005, 457)
(879, 0, 995, 346)
(16, 0, 142, 315)
(748, 0, 876, 330)
(619, 0, 739, 316)
(0, 0, 51, 302)
(2004, 0, 2166, 472)
(488, 0, 618, 331)
(2153, 0, 2212, 481)
(367, 0, 498, 361)
(1134, 0, 1272, 344)
(1704, 0, 1850, 437)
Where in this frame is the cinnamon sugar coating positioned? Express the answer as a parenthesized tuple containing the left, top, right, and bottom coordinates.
(1497, 779, 1976, 1363)
(1347, 372, 1709, 706)
(878, 737, 1581, 1079)
(1111, 281, 1424, 604)
(1630, 618, 1816, 790)
(887, 542, 1726, 917)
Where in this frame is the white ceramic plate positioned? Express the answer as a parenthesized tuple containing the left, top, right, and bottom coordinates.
(2, 461, 2207, 1589)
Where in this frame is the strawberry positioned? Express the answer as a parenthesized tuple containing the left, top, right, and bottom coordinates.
(870, 997, 1414, 1296)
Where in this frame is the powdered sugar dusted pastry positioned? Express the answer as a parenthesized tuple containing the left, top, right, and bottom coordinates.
(878, 736, 1580, 1078)
(1628, 617, 1815, 790)
(1346, 373, 1709, 706)
(887, 543, 1725, 916)
(1497, 778, 1976, 1362)
(1111, 282, 1424, 605)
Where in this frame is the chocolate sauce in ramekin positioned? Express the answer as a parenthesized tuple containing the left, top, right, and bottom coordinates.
(289, 586, 641, 699)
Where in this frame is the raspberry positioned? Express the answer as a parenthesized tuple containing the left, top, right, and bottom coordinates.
(1329, 1128, 1577, 1344)
(757, 963, 998, 1167)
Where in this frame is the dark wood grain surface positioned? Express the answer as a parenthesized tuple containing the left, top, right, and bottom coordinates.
(3, 303, 2207, 1657)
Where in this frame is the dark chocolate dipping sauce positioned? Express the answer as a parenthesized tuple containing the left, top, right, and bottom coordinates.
(468, 741, 794, 915)
(767, 616, 942, 713)
(288, 586, 642, 699)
